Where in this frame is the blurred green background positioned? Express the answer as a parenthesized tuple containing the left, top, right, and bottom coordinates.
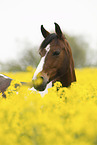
(0, 33, 97, 72)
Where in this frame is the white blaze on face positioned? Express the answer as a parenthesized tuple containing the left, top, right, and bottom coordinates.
(32, 55, 46, 80)
(31, 45, 52, 96)
(32, 45, 50, 80)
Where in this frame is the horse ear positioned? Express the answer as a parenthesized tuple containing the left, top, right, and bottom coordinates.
(54, 22, 62, 38)
(41, 25, 50, 38)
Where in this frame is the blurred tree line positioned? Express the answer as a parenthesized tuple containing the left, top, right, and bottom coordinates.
(0, 33, 97, 72)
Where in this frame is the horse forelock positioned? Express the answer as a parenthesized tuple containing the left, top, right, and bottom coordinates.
(39, 33, 57, 56)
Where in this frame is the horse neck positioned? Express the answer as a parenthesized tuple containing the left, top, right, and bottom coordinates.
(60, 68, 76, 87)
(53, 60, 76, 87)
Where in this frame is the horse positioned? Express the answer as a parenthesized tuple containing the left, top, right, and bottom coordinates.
(0, 74, 25, 97)
(0, 23, 76, 97)
(0, 74, 12, 97)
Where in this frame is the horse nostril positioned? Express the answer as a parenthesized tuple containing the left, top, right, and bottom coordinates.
(40, 76, 49, 83)
(40, 76, 44, 80)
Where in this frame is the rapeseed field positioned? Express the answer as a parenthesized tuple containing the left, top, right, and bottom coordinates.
(0, 68, 97, 145)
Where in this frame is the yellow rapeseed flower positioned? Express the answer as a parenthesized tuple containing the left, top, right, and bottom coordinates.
(0, 68, 97, 145)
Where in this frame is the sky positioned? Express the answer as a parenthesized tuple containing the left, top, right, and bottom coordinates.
(0, 0, 97, 62)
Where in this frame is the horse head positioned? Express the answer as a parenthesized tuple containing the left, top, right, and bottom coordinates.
(32, 23, 76, 91)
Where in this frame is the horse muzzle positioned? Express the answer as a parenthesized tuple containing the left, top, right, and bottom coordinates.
(32, 73, 49, 91)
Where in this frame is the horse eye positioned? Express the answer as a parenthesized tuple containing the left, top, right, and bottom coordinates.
(53, 51, 60, 56)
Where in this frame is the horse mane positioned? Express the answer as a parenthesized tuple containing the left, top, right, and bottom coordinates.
(64, 39, 76, 84)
